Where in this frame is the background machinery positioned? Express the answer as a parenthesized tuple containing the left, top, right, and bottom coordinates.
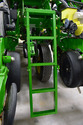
(0, 0, 83, 125)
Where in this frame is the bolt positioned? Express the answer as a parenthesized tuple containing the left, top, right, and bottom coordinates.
(78, 55, 83, 60)
(20, 34, 22, 37)
(11, 57, 15, 61)
(40, 22, 42, 25)
(66, 68, 69, 71)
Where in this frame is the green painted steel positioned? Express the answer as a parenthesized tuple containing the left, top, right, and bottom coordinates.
(0, 0, 82, 118)
(32, 88, 56, 94)
(0, 66, 8, 114)
(0, 38, 9, 114)
(58, 38, 83, 53)
(9, 0, 51, 9)
(0, 1, 20, 115)
(30, 36, 54, 40)
(3, 56, 12, 64)
(2, 0, 83, 118)
(25, 8, 57, 117)
(4, 37, 18, 51)
(0, 0, 57, 118)
(31, 63, 56, 67)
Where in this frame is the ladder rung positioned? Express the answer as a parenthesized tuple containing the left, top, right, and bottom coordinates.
(32, 109, 56, 117)
(31, 63, 56, 67)
(26, 8, 55, 14)
(30, 36, 54, 40)
(32, 88, 55, 94)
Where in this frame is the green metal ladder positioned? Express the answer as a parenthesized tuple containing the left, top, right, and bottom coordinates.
(25, 8, 57, 117)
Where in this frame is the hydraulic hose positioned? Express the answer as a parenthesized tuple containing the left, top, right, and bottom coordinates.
(60, 0, 69, 7)
(3, 0, 10, 23)
(6, 22, 15, 30)
(68, 0, 83, 5)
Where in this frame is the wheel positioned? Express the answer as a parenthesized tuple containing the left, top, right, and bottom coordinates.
(23, 42, 27, 58)
(57, 46, 62, 65)
(3, 83, 17, 125)
(36, 44, 52, 82)
(60, 51, 82, 87)
(6, 52, 21, 92)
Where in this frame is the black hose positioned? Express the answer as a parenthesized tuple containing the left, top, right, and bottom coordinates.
(60, 0, 69, 7)
(6, 22, 15, 30)
(68, 0, 83, 5)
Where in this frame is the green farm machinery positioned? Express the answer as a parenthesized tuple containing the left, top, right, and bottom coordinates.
(0, 0, 83, 124)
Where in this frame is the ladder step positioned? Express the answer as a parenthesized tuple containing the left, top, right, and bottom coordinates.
(32, 88, 55, 94)
(32, 109, 56, 117)
(26, 8, 55, 15)
(30, 36, 54, 40)
(31, 63, 56, 67)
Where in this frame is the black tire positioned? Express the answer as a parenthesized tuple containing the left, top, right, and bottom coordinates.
(3, 83, 17, 125)
(36, 44, 52, 82)
(60, 51, 82, 87)
(23, 42, 27, 58)
(6, 52, 21, 92)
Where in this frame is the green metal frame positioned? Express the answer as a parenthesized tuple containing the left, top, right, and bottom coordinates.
(25, 8, 57, 117)
(0, 37, 18, 114)
(0, 0, 58, 118)
(0, 9, 19, 114)
(1, 0, 83, 118)
(0, 38, 9, 114)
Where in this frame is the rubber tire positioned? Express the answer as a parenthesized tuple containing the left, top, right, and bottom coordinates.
(23, 42, 28, 58)
(3, 83, 17, 125)
(60, 51, 82, 87)
(36, 44, 52, 82)
(6, 52, 21, 92)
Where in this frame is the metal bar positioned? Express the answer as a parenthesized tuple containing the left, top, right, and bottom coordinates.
(26, 8, 55, 14)
(26, 11, 33, 117)
(53, 13, 58, 114)
(22, 0, 24, 15)
(32, 88, 56, 94)
(0, 38, 3, 69)
(32, 109, 55, 117)
(26, 9, 57, 117)
(30, 36, 54, 40)
(0, 67, 8, 114)
(31, 63, 56, 67)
